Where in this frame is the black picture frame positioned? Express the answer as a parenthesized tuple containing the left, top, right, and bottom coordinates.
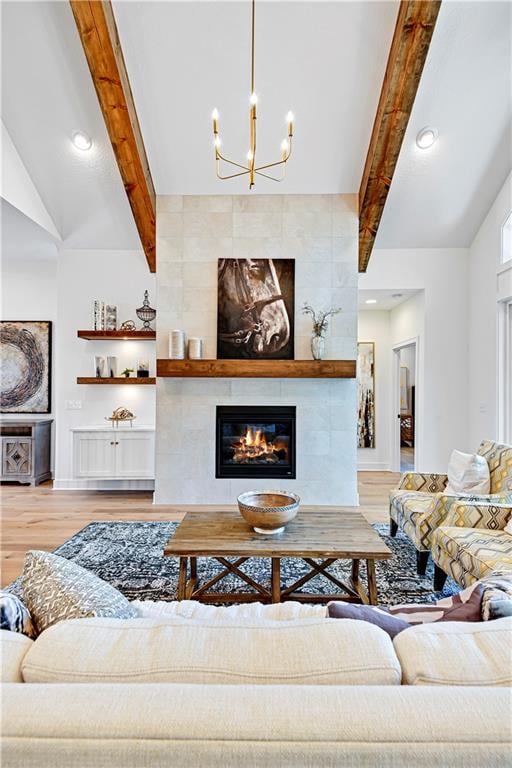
(217, 258, 295, 360)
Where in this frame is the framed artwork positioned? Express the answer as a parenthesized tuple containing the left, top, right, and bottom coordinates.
(217, 258, 295, 360)
(0, 321, 52, 413)
(400, 365, 409, 410)
(357, 341, 375, 448)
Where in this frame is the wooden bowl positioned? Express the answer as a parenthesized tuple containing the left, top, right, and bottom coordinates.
(237, 491, 300, 535)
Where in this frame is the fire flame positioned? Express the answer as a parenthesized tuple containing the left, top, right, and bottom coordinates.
(232, 426, 285, 464)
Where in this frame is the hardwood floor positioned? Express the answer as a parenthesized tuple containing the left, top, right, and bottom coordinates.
(0, 471, 399, 587)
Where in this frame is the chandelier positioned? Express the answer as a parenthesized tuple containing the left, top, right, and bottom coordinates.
(211, 0, 294, 190)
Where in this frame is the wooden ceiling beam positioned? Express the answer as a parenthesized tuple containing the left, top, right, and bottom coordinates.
(358, 1, 441, 272)
(69, 1, 156, 272)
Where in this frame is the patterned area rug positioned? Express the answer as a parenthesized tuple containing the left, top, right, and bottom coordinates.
(42, 521, 458, 606)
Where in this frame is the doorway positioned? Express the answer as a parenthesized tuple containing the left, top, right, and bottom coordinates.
(393, 339, 418, 472)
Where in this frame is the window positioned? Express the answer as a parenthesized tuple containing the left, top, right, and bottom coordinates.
(502, 212, 512, 264)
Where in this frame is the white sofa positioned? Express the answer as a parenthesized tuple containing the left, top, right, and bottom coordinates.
(1, 602, 511, 767)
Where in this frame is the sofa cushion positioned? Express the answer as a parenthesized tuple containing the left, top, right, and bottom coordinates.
(22, 551, 138, 635)
(21, 617, 402, 686)
(432, 527, 512, 585)
(1, 630, 33, 682)
(394, 616, 512, 686)
(389, 491, 437, 550)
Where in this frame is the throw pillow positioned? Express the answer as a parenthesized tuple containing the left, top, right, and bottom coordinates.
(479, 571, 512, 620)
(389, 583, 484, 623)
(22, 550, 138, 635)
(0, 591, 35, 639)
(445, 449, 490, 495)
(327, 603, 411, 638)
(327, 583, 484, 637)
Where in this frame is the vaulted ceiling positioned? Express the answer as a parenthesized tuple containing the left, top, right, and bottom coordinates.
(1, 1, 511, 257)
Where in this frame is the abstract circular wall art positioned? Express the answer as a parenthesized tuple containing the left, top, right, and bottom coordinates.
(0, 321, 52, 413)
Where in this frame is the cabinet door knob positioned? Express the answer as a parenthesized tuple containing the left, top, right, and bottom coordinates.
(110, 441, 115, 446)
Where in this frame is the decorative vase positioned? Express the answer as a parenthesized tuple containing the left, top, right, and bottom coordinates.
(107, 356, 117, 378)
(169, 330, 186, 359)
(188, 337, 203, 359)
(311, 335, 325, 361)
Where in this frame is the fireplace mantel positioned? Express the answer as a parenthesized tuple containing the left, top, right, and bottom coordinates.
(157, 359, 356, 379)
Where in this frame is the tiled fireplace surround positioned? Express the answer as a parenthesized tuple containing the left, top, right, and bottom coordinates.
(155, 194, 358, 505)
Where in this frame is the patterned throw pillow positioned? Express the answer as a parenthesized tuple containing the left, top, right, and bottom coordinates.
(479, 571, 512, 620)
(22, 550, 138, 635)
(327, 583, 484, 637)
(0, 591, 35, 638)
(388, 583, 484, 623)
(327, 602, 411, 638)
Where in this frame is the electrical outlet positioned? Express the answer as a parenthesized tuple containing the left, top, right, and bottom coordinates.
(479, 402, 487, 414)
(65, 400, 82, 410)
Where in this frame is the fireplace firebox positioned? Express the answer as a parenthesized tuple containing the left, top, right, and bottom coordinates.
(216, 406, 296, 479)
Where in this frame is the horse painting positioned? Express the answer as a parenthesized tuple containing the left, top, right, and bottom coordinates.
(217, 259, 295, 359)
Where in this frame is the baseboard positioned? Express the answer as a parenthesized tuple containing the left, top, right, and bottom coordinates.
(357, 463, 392, 472)
(53, 479, 155, 491)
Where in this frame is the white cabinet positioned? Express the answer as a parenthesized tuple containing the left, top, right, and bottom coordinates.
(73, 428, 155, 479)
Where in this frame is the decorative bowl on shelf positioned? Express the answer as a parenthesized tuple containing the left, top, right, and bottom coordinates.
(237, 490, 300, 535)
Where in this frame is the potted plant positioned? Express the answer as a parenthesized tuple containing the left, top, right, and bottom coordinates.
(302, 303, 342, 360)
(121, 368, 134, 378)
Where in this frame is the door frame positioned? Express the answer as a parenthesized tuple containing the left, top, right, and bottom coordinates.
(392, 337, 420, 473)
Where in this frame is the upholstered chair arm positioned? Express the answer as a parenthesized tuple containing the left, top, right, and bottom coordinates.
(398, 473, 448, 493)
(441, 499, 512, 530)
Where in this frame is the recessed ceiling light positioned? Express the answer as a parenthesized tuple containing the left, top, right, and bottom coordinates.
(416, 126, 438, 150)
(365, 299, 378, 305)
(72, 131, 92, 151)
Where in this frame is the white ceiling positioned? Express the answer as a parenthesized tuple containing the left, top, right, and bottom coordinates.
(112, 0, 398, 195)
(1, 1, 140, 250)
(1, 0, 510, 258)
(358, 289, 420, 312)
(1, 200, 59, 263)
(376, 0, 512, 249)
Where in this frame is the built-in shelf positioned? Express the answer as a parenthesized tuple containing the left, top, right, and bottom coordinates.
(157, 359, 356, 379)
(77, 330, 156, 340)
(77, 377, 156, 385)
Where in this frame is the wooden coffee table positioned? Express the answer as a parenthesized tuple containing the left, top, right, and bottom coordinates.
(164, 508, 391, 605)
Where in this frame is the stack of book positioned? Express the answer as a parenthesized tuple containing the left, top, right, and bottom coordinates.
(93, 301, 117, 331)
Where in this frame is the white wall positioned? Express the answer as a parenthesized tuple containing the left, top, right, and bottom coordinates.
(53, 249, 156, 488)
(156, 194, 358, 505)
(357, 310, 392, 470)
(361, 249, 468, 471)
(468, 172, 512, 448)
